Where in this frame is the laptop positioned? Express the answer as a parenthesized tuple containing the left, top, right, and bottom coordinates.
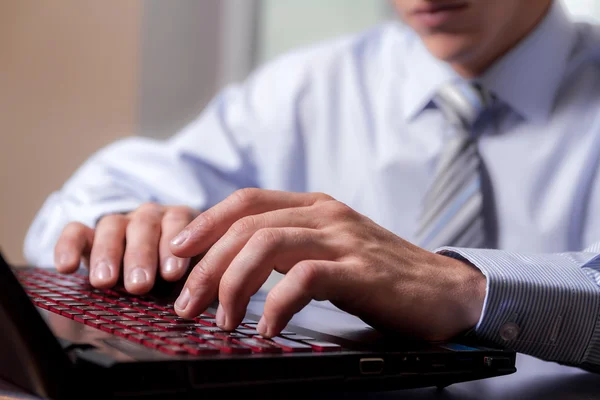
(0, 251, 516, 399)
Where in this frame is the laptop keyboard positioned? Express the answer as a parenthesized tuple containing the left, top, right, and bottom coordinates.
(15, 269, 342, 356)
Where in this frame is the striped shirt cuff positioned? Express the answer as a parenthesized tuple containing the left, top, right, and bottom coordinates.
(435, 247, 600, 367)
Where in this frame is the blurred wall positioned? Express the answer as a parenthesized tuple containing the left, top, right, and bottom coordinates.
(139, 0, 259, 139)
(257, 0, 392, 64)
(0, 1, 140, 265)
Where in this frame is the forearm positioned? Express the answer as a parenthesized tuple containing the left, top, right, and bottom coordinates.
(437, 246, 600, 370)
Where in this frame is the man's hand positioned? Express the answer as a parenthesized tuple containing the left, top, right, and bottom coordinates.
(54, 204, 197, 294)
(170, 188, 486, 341)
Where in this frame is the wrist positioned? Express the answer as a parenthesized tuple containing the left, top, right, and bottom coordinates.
(437, 253, 486, 335)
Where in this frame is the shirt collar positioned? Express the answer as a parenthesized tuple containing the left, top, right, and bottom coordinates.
(401, 0, 578, 123)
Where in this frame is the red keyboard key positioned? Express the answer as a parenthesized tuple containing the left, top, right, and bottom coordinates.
(99, 324, 117, 333)
(141, 338, 163, 349)
(158, 345, 190, 356)
(205, 340, 252, 354)
(128, 313, 156, 320)
(213, 331, 249, 341)
(262, 336, 312, 353)
(112, 307, 138, 314)
(148, 331, 184, 338)
(86, 310, 114, 317)
(195, 318, 217, 327)
(155, 323, 198, 331)
(113, 329, 138, 338)
(60, 310, 83, 319)
(237, 328, 258, 336)
(98, 315, 124, 322)
(34, 301, 51, 310)
(197, 326, 224, 334)
(147, 310, 174, 318)
(184, 344, 221, 356)
(302, 340, 342, 352)
(164, 337, 198, 345)
(187, 333, 215, 343)
(62, 302, 88, 307)
(73, 315, 94, 324)
(116, 320, 147, 328)
(84, 319, 109, 329)
(233, 338, 282, 353)
(127, 334, 147, 344)
(134, 325, 165, 333)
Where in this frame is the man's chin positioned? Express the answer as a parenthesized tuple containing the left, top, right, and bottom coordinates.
(420, 34, 479, 65)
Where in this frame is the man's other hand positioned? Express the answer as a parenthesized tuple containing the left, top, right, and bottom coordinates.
(170, 188, 486, 342)
(54, 204, 197, 294)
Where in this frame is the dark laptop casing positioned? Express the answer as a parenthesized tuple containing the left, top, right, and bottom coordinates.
(0, 252, 517, 399)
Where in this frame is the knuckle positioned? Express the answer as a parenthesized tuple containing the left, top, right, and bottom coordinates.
(62, 222, 87, 237)
(252, 228, 281, 248)
(135, 202, 164, 217)
(191, 211, 216, 235)
(217, 276, 239, 303)
(230, 215, 259, 237)
(231, 187, 261, 207)
(98, 213, 128, 228)
(163, 206, 193, 223)
(265, 289, 282, 309)
(187, 260, 215, 289)
(294, 261, 321, 288)
(312, 192, 335, 202)
(130, 212, 161, 231)
(321, 200, 354, 220)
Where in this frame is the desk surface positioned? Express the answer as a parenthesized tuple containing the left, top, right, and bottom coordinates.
(1, 353, 598, 399)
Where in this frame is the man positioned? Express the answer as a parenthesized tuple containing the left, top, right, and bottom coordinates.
(24, 0, 600, 371)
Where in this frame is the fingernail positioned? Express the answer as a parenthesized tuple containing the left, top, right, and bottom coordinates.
(164, 257, 190, 275)
(171, 231, 189, 247)
(93, 261, 111, 282)
(216, 304, 226, 328)
(175, 288, 191, 311)
(129, 268, 148, 285)
(257, 316, 268, 336)
(163, 258, 178, 274)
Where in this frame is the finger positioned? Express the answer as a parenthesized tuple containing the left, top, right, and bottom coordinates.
(170, 188, 333, 257)
(258, 260, 344, 338)
(88, 214, 128, 288)
(217, 227, 332, 331)
(123, 203, 164, 294)
(54, 222, 94, 274)
(159, 207, 193, 281)
(173, 207, 320, 319)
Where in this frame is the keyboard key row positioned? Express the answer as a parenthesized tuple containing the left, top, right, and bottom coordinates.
(20, 270, 344, 355)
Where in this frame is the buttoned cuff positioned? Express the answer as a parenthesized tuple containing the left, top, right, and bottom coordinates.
(435, 247, 600, 365)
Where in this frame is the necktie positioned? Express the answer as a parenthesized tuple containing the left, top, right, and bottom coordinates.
(414, 81, 495, 250)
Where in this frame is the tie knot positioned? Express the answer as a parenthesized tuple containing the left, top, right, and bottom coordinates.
(434, 81, 495, 132)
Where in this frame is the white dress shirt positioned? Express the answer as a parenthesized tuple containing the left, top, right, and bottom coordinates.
(24, 1, 600, 370)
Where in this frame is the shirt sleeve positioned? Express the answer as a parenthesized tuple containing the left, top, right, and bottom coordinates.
(435, 243, 600, 372)
(24, 48, 315, 268)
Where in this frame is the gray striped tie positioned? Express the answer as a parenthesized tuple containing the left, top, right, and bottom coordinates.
(415, 81, 495, 250)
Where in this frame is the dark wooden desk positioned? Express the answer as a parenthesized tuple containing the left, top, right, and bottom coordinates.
(1, 353, 598, 399)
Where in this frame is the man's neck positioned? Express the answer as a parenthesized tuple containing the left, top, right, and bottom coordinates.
(451, 1, 553, 78)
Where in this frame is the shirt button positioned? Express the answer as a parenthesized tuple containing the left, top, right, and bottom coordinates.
(499, 322, 520, 341)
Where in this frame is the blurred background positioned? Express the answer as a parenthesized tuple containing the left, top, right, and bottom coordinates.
(1, 0, 599, 265)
